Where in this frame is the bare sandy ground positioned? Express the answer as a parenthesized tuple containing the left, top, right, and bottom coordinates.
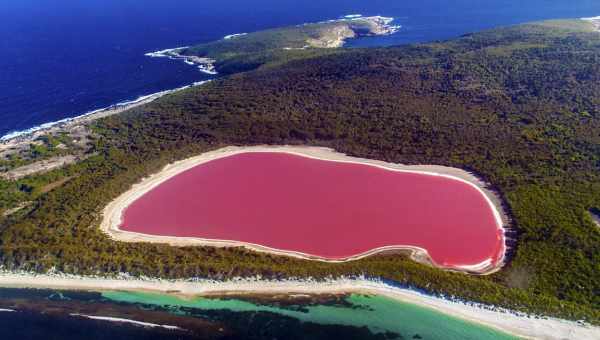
(0, 272, 596, 340)
(0, 155, 79, 180)
(100, 145, 509, 274)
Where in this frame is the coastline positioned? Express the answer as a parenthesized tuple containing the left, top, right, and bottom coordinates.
(581, 16, 600, 31)
(0, 9, 600, 338)
(145, 47, 218, 75)
(0, 271, 596, 340)
(100, 145, 509, 275)
(0, 81, 211, 152)
(0, 15, 400, 147)
(145, 16, 401, 73)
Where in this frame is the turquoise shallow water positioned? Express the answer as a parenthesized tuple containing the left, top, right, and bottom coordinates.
(102, 291, 519, 340)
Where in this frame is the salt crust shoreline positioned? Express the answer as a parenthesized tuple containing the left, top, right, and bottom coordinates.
(101, 145, 508, 274)
(0, 272, 597, 340)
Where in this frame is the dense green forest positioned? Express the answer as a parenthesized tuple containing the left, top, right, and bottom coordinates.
(0, 20, 599, 323)
(181, 17, 391, 74)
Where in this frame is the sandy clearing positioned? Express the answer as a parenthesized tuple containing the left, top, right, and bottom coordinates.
(0, 155, 79, 180)
(100, 145, 509, 274)
(0, 272, 596, 340)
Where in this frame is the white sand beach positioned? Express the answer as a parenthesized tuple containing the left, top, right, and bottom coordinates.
(0, 272, 596, 340)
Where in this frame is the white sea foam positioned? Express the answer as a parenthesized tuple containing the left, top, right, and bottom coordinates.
(144, 46, 188, 58)
(196, 64, 218, 75)
(315, 16, 401, 36)
(0, 308, 16, 312)
(0, 269, 596, 340)
(346, 16, 402, 36)
(223, 33, 248, 40)
(580, 15, 600, 31)
(2, 16, 400, 143)
(70, 314, 181, 330)
(145, 47, 217, 75)
(283, 45, 310, 50)
(0, 81, 212, 142)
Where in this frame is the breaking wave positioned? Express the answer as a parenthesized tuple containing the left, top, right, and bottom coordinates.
(1, 81, 211, 142)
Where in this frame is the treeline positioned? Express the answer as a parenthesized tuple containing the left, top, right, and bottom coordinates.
(182, 20, 351, 74)
(0, 22, 599, 322)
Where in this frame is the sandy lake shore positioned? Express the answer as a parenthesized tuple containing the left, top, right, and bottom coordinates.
(0, 272, 597, 340)
(100, 145, 509, 274)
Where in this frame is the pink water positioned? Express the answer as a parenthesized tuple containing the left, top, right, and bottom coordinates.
(121, 152, 504, 268)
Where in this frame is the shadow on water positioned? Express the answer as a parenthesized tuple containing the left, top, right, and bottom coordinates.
(0, 288, 401, 340)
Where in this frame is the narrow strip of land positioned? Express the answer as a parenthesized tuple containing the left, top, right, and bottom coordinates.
(0, 272, 596, 340)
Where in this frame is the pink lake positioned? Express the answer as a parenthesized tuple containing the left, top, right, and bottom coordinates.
(120, 152, 504, 269)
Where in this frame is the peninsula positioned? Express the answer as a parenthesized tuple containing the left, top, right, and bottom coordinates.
(0, 16, 599, 339)
(145, 16, 400, 74)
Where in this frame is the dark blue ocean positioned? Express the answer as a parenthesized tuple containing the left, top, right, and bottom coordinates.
(2, 0, 600, 138)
